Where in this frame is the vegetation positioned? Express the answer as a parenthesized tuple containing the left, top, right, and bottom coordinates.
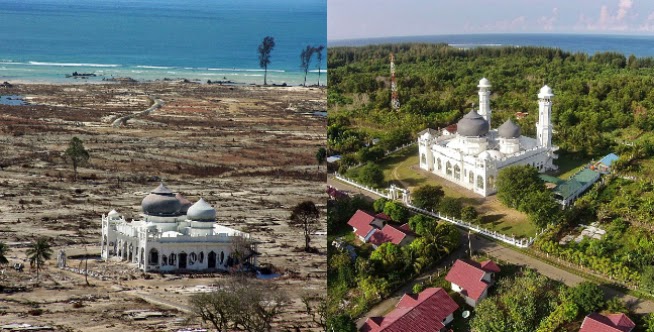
(257, 36, 275, 85)
(347, 162, 384, 188)
(289, 200, 320, 252)
(0, 242, 8, 265)
(314, 45, 325, 86)
(26, 238, 53, 278)
(64, 136, 89, 182)
(470, 269, 611, 332)
(316, 147, 327, 169)
(497, 165, 560, 228)
(189, 277, 288, 332)
(300, 45, 315, 87)
(411, 184, 444, 212)
(327, 194, 373, 235)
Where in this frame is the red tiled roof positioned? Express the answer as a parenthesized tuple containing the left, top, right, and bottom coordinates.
(369, 224, 415, 246)
(347, 210, 381, 239)
(579, 313, 635, 332)
(444, 124, 457, 133)
(480, 260, 501, 273)
(375, 213, 392, 221)
(361, 287, 459, 332)
(445, 259, 500, 301)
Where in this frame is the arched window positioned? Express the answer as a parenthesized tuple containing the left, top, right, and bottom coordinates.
(149, 248, 159, 265)
(469, 172, 474, 184)
(437, 158, 442, 171)
(488, 175, 496, 189)
(477, 175, 484, 189)
(220, 251, 225, 265)
(446, 161, 452, 176)
(162, 255, 168, 266)
(421, 154, 426, 165)
(199, 252, 204, 263)
(189, 252, 197, 265)
(454, 165, 461, 180)
(169, 253, 177, 266)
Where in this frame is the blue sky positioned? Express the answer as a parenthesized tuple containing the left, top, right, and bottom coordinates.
(328, 0, 654, 40)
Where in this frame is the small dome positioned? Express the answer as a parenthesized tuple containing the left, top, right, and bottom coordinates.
(457, 109, 489, 137)
(141, 183, 182, 216)
(478, 77, 491, 88)
(478, 150, 503, 160)
(538, 85, 554, 99)
(498, 119, 521, 138)
(176, 193, 193, 214)
(108, 209, 119, 216)
(187, 198, 216, 221)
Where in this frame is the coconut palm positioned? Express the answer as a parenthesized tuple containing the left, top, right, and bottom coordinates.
(26, 238, 53, 278)
(0, 242, 9, 265)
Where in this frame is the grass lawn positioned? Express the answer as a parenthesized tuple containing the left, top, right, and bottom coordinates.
(553, 153, 592, 180)
(375, 146, 535, 238)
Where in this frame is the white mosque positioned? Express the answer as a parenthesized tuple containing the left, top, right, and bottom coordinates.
(101, 183, 255, 272)
(418, 78, 558, 197)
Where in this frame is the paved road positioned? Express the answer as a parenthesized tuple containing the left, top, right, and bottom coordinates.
(328, 175, 654, 325)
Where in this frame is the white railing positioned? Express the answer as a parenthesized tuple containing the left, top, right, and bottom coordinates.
(333, 174, 539, 248)
(334, 173, 390, 199)
(385, 142, 415, 156)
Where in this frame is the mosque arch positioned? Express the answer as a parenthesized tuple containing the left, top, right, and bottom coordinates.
(477, 175, 484, 189)
(446, 161, 452, 176)
(162, 255, 168, 266)
(199, 252, 204, 264)
(453, 165, 461, 180)
(189, 252, 197, 265)
(178, 252, 188, 269)
(169, 253, 177, 266)
(469, 172, 474, 184)
(437, 158, 442, 171)
(421, 154, 426, 165)
(128, 243, 133, 262)
(488, 175, 496, 189)
(220, 251, 225, 265)
(208, 251, 217, 269)
(149, 248, 159, 265)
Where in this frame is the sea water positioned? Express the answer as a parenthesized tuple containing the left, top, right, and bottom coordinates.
(330, 33, 654, 58)
(0, 0, 327, 85)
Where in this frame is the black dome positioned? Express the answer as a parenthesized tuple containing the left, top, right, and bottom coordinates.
(457, 110, 489, 137)
(498, 119, 521, 138)
(141, 183, 182, 216)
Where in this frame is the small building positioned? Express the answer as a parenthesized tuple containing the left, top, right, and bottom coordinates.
(360, 287, 459, 332)
(442, 124, 457, 136)
(579, 313, 635, 332)
(593, 153, 620, 174)
(369, 223, 417, 248)
(445, 259, 500, 307)
(541, 168, 601, 207)
(347, 210, 391, 242)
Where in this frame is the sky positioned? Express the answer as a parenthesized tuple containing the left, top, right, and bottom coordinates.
(328, 0, 654, 40)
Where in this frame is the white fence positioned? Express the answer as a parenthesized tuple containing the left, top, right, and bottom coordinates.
(334, 173, 390, 199)
(385, 142, 415, 156)
(334, 174, 537, 248)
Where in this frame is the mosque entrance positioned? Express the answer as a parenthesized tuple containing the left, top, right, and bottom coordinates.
(208, 251, 216, 269)
(179, 253, 187, 269)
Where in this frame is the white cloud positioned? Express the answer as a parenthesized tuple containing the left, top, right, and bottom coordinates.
(577, 0, 633, 31)
(537, 7, 559, 31)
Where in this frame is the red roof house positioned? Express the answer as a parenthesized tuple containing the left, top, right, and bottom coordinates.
(579, 313, 635, 332)
(347, 210, 391, 242)
(360, 287, 459, 332)
(445, 259, 500, 307)
(369, 223, 417, 247)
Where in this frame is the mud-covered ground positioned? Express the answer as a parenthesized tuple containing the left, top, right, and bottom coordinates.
(0, 81, 326, 331)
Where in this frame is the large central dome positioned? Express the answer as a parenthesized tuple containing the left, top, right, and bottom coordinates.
(141, 183, 182, 216)
(457, 109, 489, 137)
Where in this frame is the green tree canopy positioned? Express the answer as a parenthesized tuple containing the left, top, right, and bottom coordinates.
(26, 237, 53, 278)
(64, 136, 89, 182)
(411, 184, 445, 212)
(257, 36, 275, 85)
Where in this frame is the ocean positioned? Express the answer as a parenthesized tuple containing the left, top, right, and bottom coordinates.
(329, 33, 654, 58)
(0, 0, 327, 85)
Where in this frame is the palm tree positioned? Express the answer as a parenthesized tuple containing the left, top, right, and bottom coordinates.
(26, 238, 53, 278)
(314, 45, 325, 86)
(0, 242, 9, 265)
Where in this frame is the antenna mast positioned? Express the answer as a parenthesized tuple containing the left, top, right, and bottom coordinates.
(390, 53, 400, 110)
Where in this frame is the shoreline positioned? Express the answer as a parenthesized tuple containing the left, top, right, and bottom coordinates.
(0, 78, 327, 88)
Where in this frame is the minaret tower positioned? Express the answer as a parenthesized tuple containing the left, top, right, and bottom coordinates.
(537, 85, 554, 148)
(390, 53, 400, 110)
(477, 78, 491, 127)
